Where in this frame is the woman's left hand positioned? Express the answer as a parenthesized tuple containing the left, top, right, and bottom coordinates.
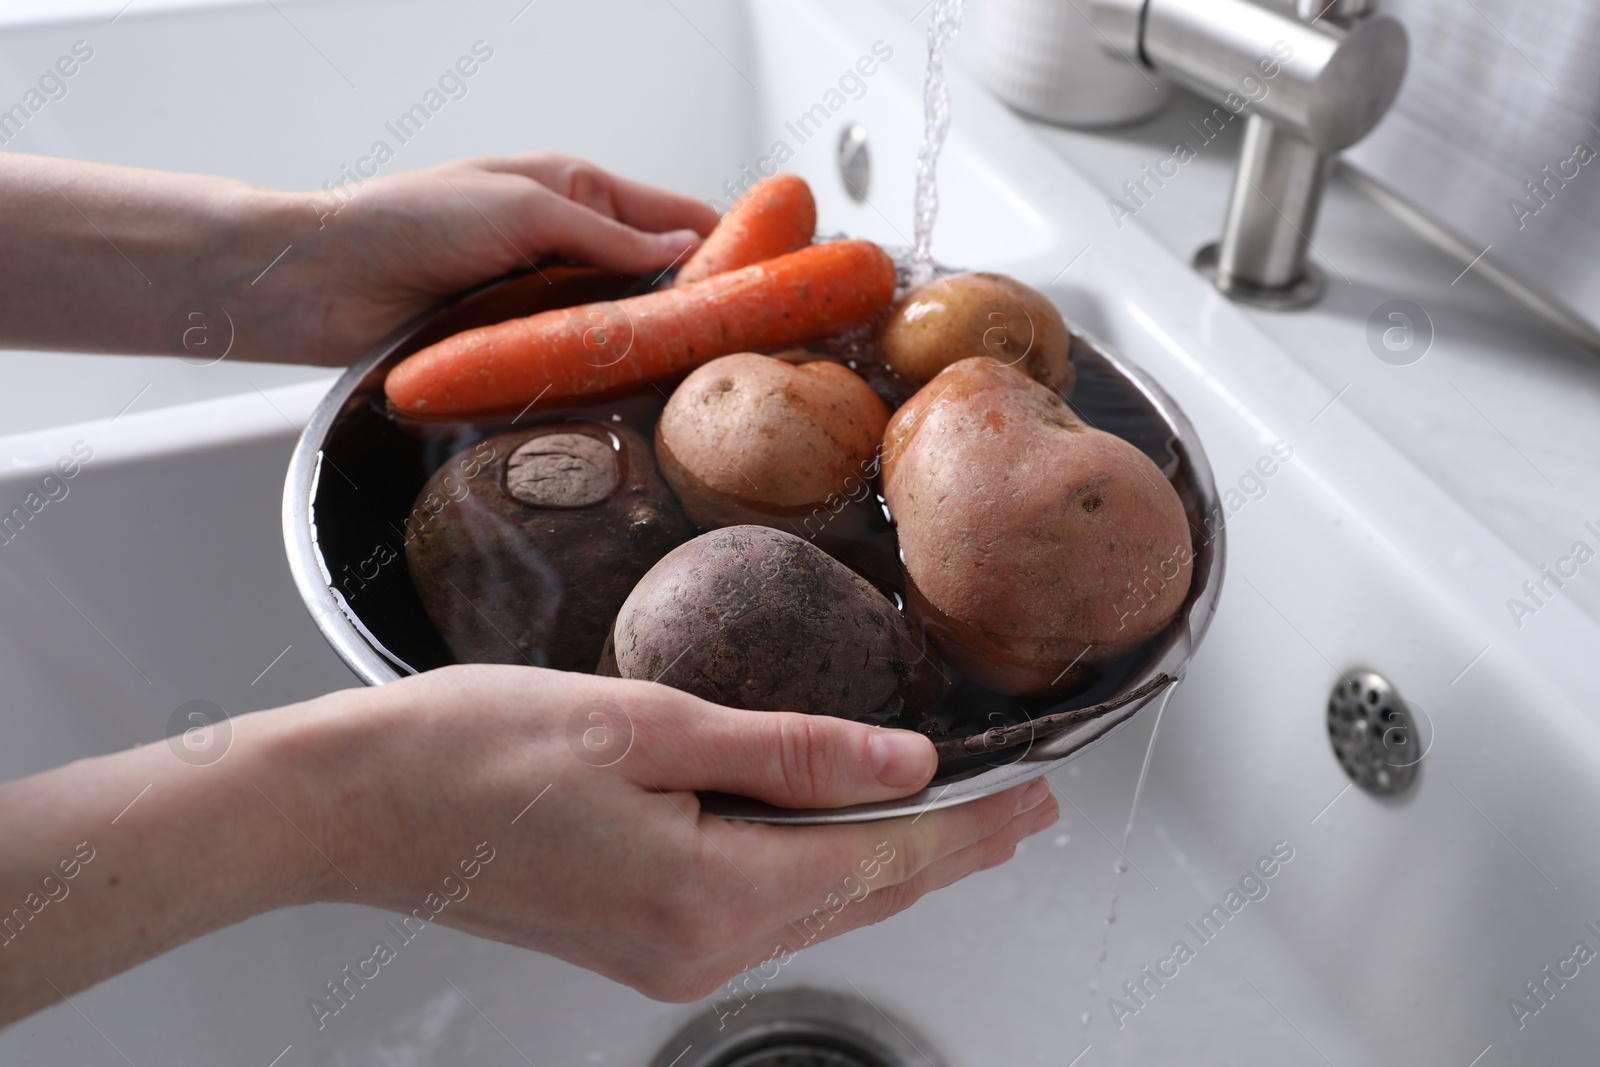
(0, 151, 719, 365)
(271, 154, 719, 365)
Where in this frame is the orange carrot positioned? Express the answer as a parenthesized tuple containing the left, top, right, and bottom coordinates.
(385, 239, 896, 419)
(672, 173, 816, 287)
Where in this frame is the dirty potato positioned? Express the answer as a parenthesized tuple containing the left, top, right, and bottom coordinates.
(878, 272, 1074, 391)
(882, 357, 1190, 696)
(655, 352, 888, 531)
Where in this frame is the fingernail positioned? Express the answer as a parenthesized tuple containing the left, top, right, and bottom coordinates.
(869, 730, 932, 788)
(1014, 779, 1050, 816)
(977, 846, 1017, 872)
(659, 228, 699, 252)
(1027, 802, 1059, 834)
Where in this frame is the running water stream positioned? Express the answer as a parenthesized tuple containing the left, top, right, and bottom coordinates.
(908, 0, 1171, 1035)
(910, 0, 964, 287)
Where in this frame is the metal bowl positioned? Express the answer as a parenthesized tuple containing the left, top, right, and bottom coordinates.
(282, 261, 1225, 824)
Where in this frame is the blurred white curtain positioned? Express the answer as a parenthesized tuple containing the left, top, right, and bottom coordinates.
(1345, 0, 1600, 332)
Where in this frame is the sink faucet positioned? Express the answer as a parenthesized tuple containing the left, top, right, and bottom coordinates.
(1091, 0, 1408, 308)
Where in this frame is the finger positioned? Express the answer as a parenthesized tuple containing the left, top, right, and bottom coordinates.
(514, 187, 702, 274)
(811, 794, 1059, 937)
(700, 779, 1052, 925)
(619, 695, 938, 807)
(881, 792, 1055, 899)
(476, 153, 720, 236)
(910, 794, 1057, 887)
(976, 844, 1018, 872)
(740, 796, 1058, 967)
(567, 168, 721, 237)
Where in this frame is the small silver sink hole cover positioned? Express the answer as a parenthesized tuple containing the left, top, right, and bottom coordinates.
(1327, 669, 1421, 796)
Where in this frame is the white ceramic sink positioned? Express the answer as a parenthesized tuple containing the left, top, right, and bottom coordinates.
(3, 1, 1599, 1064)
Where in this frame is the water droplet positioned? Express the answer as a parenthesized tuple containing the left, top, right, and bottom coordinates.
(1080, 1011, 1091, 1027)
(1113, 859, 1129, 875)
(1053, 833, 1072, 847)
(1088, 980, 1100, 994)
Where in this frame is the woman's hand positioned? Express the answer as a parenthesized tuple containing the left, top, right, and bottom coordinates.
(0, 152, 719, 365)
(0, 665, 1056, 1024)
(272, 154, 720, 365)
(271, 665, 1058, 1003)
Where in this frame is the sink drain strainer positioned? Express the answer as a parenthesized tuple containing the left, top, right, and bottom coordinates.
(650, 988, 942, 1067)
(1327, 669, 1421, 796)
(721, 1045, 877, 1067)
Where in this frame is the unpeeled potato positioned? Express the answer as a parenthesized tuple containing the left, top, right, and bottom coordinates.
(655, 352, 889, 530)
(878, 272, 1074, 391)
(882, 357, 1191, 696)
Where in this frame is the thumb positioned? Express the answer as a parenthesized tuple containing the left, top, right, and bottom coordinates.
(623, 698, 938, 809)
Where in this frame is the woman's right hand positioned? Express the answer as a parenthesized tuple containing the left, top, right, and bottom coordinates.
(0, 664, 1056, 1025)
(265, 664, 1059, 1002)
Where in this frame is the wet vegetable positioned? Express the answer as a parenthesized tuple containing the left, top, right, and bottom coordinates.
(612, 525, 946, 724)
(878, 272, 1074, 391)
(882, 357, 1190, 696)
(407, 421, 694, 671)
(655, 353, 888, 532)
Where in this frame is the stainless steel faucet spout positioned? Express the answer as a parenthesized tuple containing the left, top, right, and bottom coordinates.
(1089, 0, 1408, 308)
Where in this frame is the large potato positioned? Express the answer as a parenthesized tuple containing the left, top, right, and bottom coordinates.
(612, 525, 946, 724)
(877, 272, 1074, 391)
(655, 353, 888, 531)
(882, 357, 1191, 696)
(408, 422, 693, 671)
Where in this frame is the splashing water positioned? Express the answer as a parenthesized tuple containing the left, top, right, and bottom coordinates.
(910, 0, 964, 287)
(1082, 859, 1130, 1029)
